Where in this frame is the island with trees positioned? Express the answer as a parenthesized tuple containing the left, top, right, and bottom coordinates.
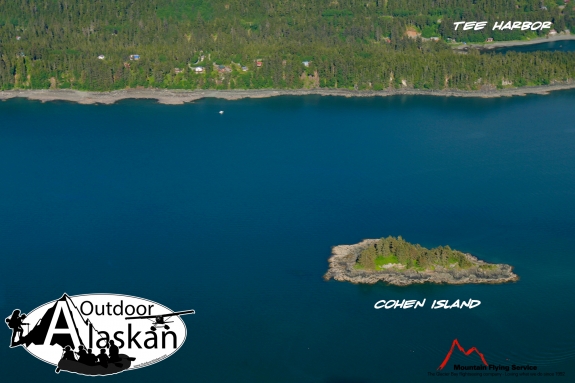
(323, 236, 518, 286)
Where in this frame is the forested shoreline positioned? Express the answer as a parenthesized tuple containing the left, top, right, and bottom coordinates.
(2, 0, 575, 91)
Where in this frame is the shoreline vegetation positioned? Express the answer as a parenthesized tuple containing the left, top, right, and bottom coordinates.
(323, 237, 518, 286)
(3, 82, 575, 105)
(4, 2, 575, 92)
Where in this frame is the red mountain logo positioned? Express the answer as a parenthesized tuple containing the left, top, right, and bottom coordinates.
(437, 339, 488, 370)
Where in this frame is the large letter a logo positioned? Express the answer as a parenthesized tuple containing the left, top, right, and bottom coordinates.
(43, 301, 82, 348)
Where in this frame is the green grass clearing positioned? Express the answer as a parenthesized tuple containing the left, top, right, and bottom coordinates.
(374, 254, 400, 269)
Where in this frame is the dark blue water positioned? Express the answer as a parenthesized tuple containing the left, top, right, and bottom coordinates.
(1, 92, 575, 382)
(487, 39, 575, 54)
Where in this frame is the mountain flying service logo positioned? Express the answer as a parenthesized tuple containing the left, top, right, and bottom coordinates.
(5, 293, 194, 376)
(437, 339, 488, 370)
(436, 338, 540, 374)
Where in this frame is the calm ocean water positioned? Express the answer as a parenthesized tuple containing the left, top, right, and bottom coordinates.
(1, 91, 574, 382)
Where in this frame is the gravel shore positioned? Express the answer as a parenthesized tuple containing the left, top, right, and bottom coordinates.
(1, 82, 575, 105)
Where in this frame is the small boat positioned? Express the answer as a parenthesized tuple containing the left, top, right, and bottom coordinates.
(219, 111, 224, 114)
(55, 354, 135, 376)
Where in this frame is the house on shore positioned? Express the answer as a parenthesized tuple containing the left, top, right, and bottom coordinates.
(98, 55, 105, 60)
(256, 59, 263, 67)
(548, 29, 558, 36)
(193, 66, 204, 73)
(302, 61, 310, 67)
(486, 38, 493, 42)
(215, 64, 232, 73)
(405, 30, 420, 38)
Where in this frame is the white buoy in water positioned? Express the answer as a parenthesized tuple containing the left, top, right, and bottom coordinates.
(219, 110, 224, 114)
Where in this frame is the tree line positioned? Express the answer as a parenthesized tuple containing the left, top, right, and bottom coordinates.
(1, 0, 575, 91)
(357, 236, 473, 270)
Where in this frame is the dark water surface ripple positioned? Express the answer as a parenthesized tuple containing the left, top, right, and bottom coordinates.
(0, 91, 574, 382)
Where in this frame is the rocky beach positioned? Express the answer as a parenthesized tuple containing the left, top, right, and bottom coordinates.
(323, 239, 519, 286)
(2, 82, 575, 106)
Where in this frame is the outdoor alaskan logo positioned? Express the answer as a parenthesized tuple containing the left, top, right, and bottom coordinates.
(5, 293, 195, 376)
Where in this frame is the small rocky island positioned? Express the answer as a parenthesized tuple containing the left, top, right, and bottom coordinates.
(323, 236, 518, 286)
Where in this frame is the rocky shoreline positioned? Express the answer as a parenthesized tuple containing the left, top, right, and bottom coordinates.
(1, 83, 575, 105)
(323, 239, 519, 286)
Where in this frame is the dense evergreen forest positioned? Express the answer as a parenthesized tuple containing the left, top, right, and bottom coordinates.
(357, 236, 473, 270)
(1, 0, 575, 91)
